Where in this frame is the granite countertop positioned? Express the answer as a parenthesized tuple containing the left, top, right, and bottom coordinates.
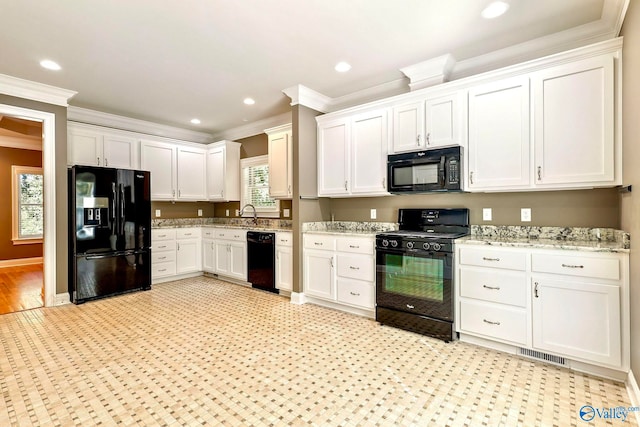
(152, 218, 292, 232)
(302, 221, 398, 237)
(456, 225, 630, 253)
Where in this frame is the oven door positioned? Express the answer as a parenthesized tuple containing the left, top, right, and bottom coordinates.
(376, 247, 453, 321)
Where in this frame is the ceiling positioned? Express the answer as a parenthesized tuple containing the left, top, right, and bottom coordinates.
(0, 0, 628, 139)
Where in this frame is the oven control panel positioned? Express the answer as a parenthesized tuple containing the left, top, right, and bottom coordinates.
(376, 237, 451, 253)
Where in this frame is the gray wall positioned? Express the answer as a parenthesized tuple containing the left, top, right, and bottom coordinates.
(621, 2, 640, 379)
(0, 94, 68, 295)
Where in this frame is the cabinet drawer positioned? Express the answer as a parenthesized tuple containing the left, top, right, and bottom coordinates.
(336, 254, 374, 281)
(152, 261, 176, 278)
(336, 237, 374, 255)
(337, 278, 375, 309)
(459, 246, 526, 271)
(460, 300, 527, 345)
(177, 228, 201, 239)
(153, 240, 176, 252)
(304, 234, 336, 251)
(459, 267, 527, 307)
(202, 228, 215, 239)
(152, 250, 176, 263)
(531, 253, 619, 280)
(215, 229, 247, 241)
(276, 232, 293, 247)
(152, 229, 176, 241)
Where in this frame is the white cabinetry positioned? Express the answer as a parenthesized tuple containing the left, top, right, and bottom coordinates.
(275, 232, 293, 292)
(176, 228, 202, 274)
(68, 124, 138, 169)
(213, 228, 247, 281)
(303, 233, 376, 317)
(151, 229, 177, 281)
(532, 55, 616, 187)
(207, 141, 241, 202)
(266, 125, 293, 199)
(456, 243, 629, 374)
(202, 228, 215, 273)
(317, 109, 388, 197)
(391, 91, 464, 154)
(467, 77, 531, 190)
(141, 140, 207, 201)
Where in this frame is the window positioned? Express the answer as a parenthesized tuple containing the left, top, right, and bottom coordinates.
(12, 165, 44, 244)
(241, 155, 279, 217)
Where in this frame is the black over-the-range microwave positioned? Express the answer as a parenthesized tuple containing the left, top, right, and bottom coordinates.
(387, 146, 463, 193)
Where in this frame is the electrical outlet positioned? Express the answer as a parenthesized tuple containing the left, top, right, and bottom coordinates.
(155, 209, 161, 217)
(283, 208, 290, 217)
(225, 209, 230, 217)
(197, 209, 203, 217)
(482, 208, 492, 221)
(521, 208, 532, 222)
(370, 209, 377, 220)
(235, 210, 239, 216)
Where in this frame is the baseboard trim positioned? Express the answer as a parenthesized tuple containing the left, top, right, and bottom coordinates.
(55, 293, 70, 306)
(0, 257, 43, 267)
(290, 292, 306, 305)
(626, 370, 640, 424)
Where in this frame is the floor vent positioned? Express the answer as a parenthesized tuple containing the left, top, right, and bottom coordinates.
(519, 348, 567, 366)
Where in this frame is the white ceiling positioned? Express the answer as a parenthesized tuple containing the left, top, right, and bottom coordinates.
(0, 0, 628, 138)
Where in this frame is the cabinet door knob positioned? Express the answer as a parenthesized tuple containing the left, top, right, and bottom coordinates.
(470, 171, 474, 184)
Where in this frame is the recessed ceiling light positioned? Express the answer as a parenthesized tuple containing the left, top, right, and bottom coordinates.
(40, 59, 61, 71)
(243, 98, 255, 105)
(481, 1, 509, 19)
(335, 62, 352, 72)
(190, 118, 201, 125)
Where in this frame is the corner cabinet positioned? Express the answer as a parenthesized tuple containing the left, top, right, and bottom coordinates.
(68, 123, 139, 169)
(456, 243, 629, 376)
(317, 109, 389, 197)
(207, 141, 241, 202)
(266, 125, 293, 199)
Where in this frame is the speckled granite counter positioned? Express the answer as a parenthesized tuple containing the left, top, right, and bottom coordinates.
(152, 218, 292, 231)
(302, 221, 398, 237)
(456, 225, 630, 253)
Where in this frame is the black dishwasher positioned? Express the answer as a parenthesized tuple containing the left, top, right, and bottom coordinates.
(247, 231, 277, 293)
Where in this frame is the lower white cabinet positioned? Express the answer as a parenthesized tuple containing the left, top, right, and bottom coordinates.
(151, 229, 177, 280)
(202, 228, 215, 273)
(275, 232, 293, 291)
(303, 233, 375, 316)
(176, 228, 202, 274)
(456, 243, 629, 373)
(213, 228, 247, 281)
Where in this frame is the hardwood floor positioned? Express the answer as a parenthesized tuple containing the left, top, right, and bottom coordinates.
(0, 264, 43, 315)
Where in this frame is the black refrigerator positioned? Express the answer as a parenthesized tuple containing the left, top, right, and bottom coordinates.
(68, 166, 151, 304)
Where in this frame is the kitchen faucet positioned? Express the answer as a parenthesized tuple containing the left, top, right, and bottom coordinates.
(240, 203, 258, 225)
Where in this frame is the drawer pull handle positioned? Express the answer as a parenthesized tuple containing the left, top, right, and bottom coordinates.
(349, 245, 360, 249)
(482, 257, 500, 262)
(158, 245, 166, 249)
(406, 304, 414, 309)
(349, 266, 360, 270)
(282, 239, 288, 243)
(483, 319, 501, 326)
(314, 242, 323, 246)
(184, 233, 192, 236)
(158, 234, 166, 238)
(349, 291, 360, 296)
(158, 268, 167, 272)
(482, 285, 500, 290)
(562, 263, 584, 269)
(159, 256, 166, 260)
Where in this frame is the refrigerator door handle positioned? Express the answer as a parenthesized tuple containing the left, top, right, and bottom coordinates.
(119, 184, 126, 235)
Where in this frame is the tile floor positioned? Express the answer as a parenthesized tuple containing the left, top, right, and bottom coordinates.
(0, 276, 635, 426)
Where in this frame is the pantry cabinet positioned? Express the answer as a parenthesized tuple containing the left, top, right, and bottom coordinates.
(266, 125, 293, 199)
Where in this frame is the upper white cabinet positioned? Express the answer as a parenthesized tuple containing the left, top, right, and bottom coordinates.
(140, 140, 207, 201)
(391, 91, 464, 154)
(317, 108, 389, 197)
(266, 124, 293, 199)
(207, 140, 241, 202)
(532, 55, 616, 187)
(68, 123, 138, 169)
(467, 77, 531, 191)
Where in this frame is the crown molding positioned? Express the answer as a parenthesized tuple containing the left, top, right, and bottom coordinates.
(282, 85, 332, 113)
(329, 78, 408, 112)
(0, 73, 77, 107)
(400, 54, 456, 91)
(264, 123, 292, 135)
(211, 112, 291, 141)
(67, 106, 213, 143)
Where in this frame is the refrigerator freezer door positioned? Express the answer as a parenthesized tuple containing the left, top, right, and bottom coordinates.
(117, 169, 151, 251)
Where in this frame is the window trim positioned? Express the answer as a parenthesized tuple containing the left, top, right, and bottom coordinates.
(240, 155, 280, 218)
(11, 165, 44, 245)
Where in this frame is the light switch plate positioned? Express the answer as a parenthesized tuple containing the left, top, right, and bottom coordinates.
(521, 208, 532, 222)
(283, 208, 290, 217)
(197, 209, 203, 217)
(155, 209, 161, 217)
(370, 209, 377, 220)
(482, 208, 492, 221)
